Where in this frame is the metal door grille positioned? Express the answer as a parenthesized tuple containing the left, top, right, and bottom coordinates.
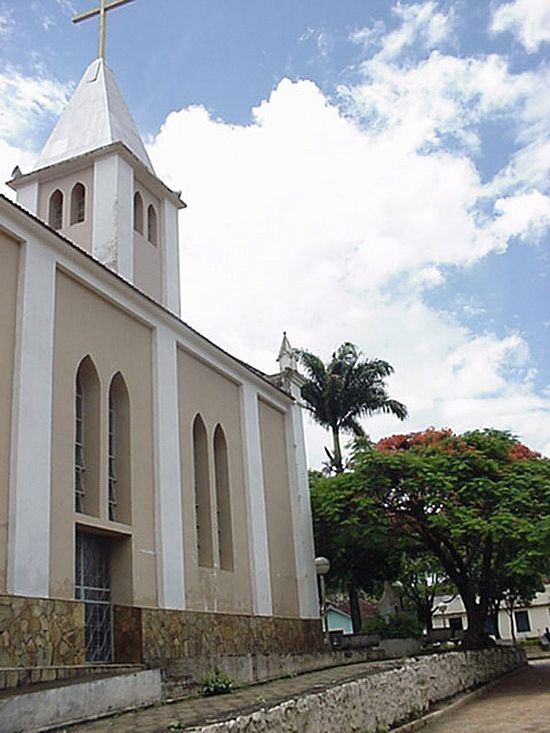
(75, 531, 113, 662)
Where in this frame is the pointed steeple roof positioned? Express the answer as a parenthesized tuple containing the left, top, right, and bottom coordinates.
(34, 58, 153, 171)
(277, 332, 298, 372)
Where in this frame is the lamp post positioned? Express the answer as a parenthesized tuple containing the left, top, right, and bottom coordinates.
(315, 556, 330, 643)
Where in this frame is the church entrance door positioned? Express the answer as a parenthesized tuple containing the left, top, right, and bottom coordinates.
(75, 529, 113, 662)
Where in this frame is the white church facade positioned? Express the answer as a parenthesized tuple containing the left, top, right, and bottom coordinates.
(0, 54, 320, 667)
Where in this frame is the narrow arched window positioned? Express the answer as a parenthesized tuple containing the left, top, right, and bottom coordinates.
(214, 425, 233, 571)
(133, 191, 143, 234)
(70, 183, 86, 225)
(108, 373, 131, 523)
(75, 356, 100, 516)
(147, 204, 158, 245)
(193, 414, 213, 567)
(49, 189, 63, 230)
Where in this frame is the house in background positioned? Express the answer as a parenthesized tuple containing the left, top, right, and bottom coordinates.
(326, 599, 378, 634)
(432, 585, 550, 641)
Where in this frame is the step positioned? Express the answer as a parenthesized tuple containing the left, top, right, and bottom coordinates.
(0, 667, 162, 733)
(0, 663, 145, 692)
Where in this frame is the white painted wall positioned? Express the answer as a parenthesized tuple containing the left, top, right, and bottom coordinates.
(92, 154, 133, 279)
(433, 586, 550, 640)
(153, 325, 186, 609)
(15, 181, 39, 215)
(284, 379, 319, 619)
(161, 198, 181, 315)
(7, 237, 56, 597)
(240, 384, 272, 616)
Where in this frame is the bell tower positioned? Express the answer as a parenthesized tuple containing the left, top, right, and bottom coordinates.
(7, 2, 185, 315)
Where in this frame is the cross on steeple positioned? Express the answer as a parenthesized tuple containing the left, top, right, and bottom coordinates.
(72, 0, 135, 60)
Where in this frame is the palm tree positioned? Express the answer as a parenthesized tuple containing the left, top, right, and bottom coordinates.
(298, 342, 407, 473)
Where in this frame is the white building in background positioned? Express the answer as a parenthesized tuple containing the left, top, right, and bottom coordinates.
(433, 585, 550, 641)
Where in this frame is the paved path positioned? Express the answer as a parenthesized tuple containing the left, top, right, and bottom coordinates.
(422, 660, 550, 733)
(64, 659, 550, 733)
(67, 658, 400, 733)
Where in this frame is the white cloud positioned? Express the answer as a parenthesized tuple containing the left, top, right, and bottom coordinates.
(0, 66, 71, 146)
(351, 1, 453, 60)
(493, 190, 550, 241)
(149, 60, 550, 461)
(491, 0, 550, 53)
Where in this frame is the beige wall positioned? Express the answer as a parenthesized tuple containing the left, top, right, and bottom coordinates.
(258, 399, 299, 618)
(177, 348, 253, 613)
(38, 166, 94, 253)
(50, 270, 157, 607)
(0, 232, 20, 592)
(133, 184, 162, 302)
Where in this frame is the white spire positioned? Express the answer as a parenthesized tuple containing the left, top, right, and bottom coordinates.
(34, 58, 153, 172)
(277, 332, 298, 373)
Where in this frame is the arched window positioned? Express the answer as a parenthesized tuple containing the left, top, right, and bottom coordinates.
(70, 183, 86, 225)
(147, 204, 158, 245)
(108, 373, 131, 523)
(133, 191, 143, 234)
(214, 425, 233, 571)
(74, 356, 100, 516)
(49, 189, 64, 230)
(193, 414, 213, 567)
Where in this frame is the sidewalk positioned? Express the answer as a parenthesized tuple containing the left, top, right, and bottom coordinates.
(65, 658, 400, 732)
(422, 659, 550, 733)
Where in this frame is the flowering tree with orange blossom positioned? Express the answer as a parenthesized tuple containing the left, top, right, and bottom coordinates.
(351, 428, 550, 649)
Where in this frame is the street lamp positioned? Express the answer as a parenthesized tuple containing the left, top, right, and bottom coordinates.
(315, 556, 330, 643)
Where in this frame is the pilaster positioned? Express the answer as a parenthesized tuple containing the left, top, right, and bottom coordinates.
(92, 154, 133, 279)
(161, 198, 181, 315)
(284, 379, 319, 619)
(8, 238, 56, 597)
(15, 181, 39, 216)
(153, 325, 185, 609)
(240, 384, 272, 616)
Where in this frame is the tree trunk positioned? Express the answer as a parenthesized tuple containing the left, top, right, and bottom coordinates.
(349, 584, 362, 634)
(331, 426, 344, 473)
(463, 602, 494, 650)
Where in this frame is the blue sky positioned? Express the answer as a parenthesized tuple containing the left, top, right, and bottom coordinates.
(1, 0, 549, 464)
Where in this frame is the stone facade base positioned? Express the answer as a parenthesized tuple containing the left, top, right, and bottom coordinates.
(0, 594, 84, 668)
(0, 594, 321, 670)
(114, 605, 323, 665)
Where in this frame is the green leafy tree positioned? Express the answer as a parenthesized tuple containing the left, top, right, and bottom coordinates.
(310, 470, 401, 632)
(298, 342, 407, 473)
(351, 429, 550, 649)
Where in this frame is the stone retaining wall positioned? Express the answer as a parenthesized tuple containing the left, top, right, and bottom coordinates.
(0, 595, 84, 667)
(114, 605, 323, 664)
(189, 647, 525, 733)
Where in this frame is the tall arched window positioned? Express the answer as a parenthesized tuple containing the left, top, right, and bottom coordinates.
(74, 356, 100, 516)
(193, 414, 213, 567)
(70, 183, 86, 224)
(49, 189, 64, 230)
(108, 373, 131, 523)
(133, 191, 143, 234)
(147, 204, 158, 245)
(214, 425, 233, 571)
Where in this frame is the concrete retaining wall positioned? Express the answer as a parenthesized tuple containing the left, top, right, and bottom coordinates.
(0, 669, 162, 733)
(189, 647, 525, 733)
(164, 647, 385, 690)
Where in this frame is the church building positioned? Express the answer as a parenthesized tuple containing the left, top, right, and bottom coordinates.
(0, 14, 320, 668)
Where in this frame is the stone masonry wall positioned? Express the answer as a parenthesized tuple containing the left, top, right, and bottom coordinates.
(0, 595, 84, 667)
(114, 605, 322, 665)
(191, 647, 525, 733)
